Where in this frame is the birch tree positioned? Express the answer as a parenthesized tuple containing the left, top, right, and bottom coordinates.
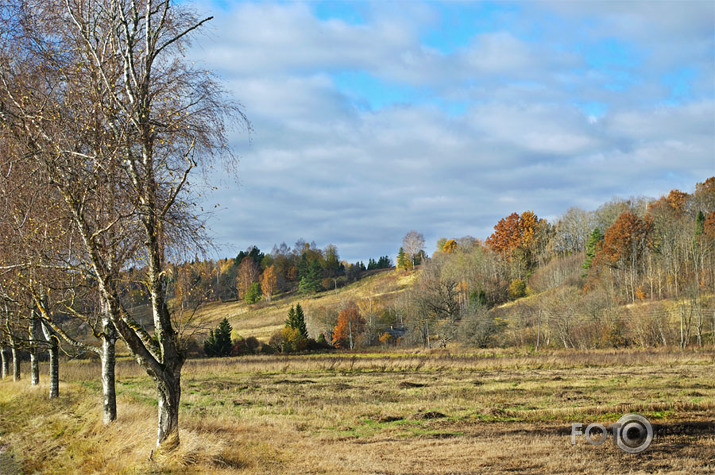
(0, 0, 246, 448)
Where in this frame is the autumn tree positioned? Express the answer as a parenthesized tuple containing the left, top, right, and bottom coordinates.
(442, 239, 458, 253)
(332, 306, 365, 349)
(486, 211, 548, 274)
(594, 212, 654, 302)
(236, 257, 260, 300)
(261, 266, 278, 302)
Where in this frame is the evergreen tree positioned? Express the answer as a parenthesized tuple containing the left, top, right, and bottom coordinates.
(244, 281, 262, 304)
(299, 259, 322, 293)
(695, 210, 705, 238)
(397, 247, 409, 271)
(204, 318, 233, 357)
(582, 227, 604, 275)
(285, 304, 308, 339)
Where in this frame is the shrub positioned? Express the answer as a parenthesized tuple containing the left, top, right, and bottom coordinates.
(508, 279, 526, 300)
(269, 327, 308, 353)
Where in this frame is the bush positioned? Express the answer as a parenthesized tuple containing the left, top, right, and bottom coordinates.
(269, 327, 308, 353)
(458, 307, 502, 348)
(508, 279, 526, 300)
(245, 336, 261, 354)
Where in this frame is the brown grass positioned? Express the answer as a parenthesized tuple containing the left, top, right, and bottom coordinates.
(0, 348, 713, 473)
(191, 268, 417, 341)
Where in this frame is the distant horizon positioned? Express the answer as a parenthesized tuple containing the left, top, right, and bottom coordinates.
(187, 0, 715, 263)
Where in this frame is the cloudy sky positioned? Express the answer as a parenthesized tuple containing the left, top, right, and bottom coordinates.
(187, 0, 715, 263)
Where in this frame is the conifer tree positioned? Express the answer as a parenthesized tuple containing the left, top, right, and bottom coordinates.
(286, 304, 308, 339)
(582, 227, 604, 275)
(204, 318, 233, 357)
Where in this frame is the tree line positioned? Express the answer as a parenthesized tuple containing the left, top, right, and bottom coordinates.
(289, 179, 714, 352)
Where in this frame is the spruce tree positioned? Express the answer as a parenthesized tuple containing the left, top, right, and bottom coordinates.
(286, 304, 309, 339)
(204, 318, 233, 357)
(582, 227, 604, 275)
(294, 303, 308, 339)
(397, 247, 408, 271)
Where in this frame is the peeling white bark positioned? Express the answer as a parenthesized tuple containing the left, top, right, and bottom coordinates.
(101, 316, 117, 424)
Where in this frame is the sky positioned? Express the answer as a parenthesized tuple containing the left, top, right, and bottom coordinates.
(186, 0, 715, 263)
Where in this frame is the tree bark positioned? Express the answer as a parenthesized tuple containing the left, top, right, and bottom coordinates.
(42, 323, 59, 398)
(156, 371, 181, 449)
(1, 347, 8, 379)
(29, 315, 40, 386)
(101, 316, 117, 424)
(11, 347, 20, 381)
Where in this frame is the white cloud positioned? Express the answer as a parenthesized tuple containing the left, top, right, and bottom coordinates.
(189, 1, 715, 262)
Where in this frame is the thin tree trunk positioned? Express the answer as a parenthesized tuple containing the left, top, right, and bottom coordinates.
(42, 323, 59, 398)
(1, 347, 8, 379)
(101, 317, 117, 424)
(29, 315, 40, 386)
(12, 347, 20, 381)
(535, 309, 541, 352)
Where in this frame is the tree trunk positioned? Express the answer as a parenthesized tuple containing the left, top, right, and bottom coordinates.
(29, 315, 40, 386)
(101, 317, 118, 424)
(1, 347, 8, 379)
(30, 350, 39, 385)
(49, 340, 59, 398)
(42, 323, 59, 398)
(12, 347, 20, 381)
(156, 372, 181, 449)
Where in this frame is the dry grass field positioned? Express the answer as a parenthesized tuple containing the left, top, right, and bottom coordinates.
(0, 348, 713, 474)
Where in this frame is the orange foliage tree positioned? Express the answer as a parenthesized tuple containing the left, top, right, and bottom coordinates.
(593, 211, 654, 302)
(486, 210, 547, 271)
(332, 306, 365, 349)
(261, 265, 278, 302)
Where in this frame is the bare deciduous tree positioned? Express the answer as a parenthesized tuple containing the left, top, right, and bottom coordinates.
(0, 0, 247, 448)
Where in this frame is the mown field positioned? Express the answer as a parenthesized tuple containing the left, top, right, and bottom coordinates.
(0, 348, 713, 474)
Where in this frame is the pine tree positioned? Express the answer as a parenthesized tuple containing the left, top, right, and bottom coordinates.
(396, 247, 409, 271)
(204, 318, 233, 357)
(299, 259, 323, 293)
(582, 227, 604, 275)
(695, 210, 705, 238)
(286, 304, 308, 339)
(295, 304, 308, 339)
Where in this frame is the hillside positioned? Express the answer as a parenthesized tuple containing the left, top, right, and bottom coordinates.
(192, 268, 419, 342)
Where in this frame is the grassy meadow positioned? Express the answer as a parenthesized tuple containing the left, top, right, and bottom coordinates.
(0, 348, 713, 473)
(188, 269, 417, 342)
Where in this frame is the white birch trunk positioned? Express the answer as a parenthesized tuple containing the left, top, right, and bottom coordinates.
(101, 316, 117, 424)
(29, 315, 40, 386)
(41, 322, 59, 398)
(0, 347, 8, 379)
(11, 347, 20, 381)
(156, 371, 181, 449)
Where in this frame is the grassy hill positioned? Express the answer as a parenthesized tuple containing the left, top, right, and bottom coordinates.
(191, 268, 418, 342)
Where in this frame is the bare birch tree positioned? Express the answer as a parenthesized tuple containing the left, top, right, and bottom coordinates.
(0, 0, 246, 448)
